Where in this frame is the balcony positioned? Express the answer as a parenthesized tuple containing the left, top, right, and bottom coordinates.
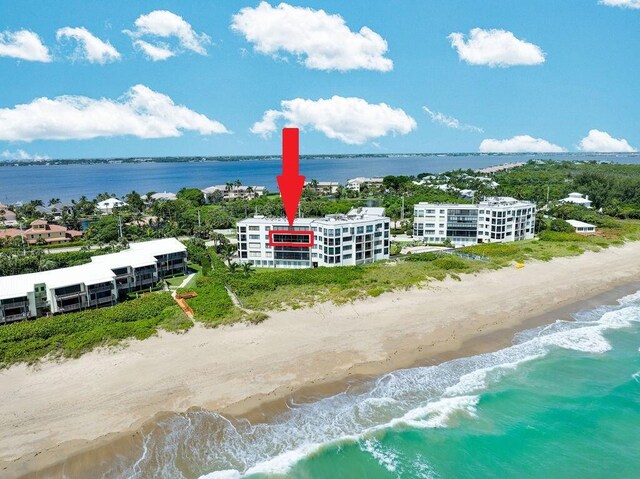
(89, 296, 114, 307)
(57, 302, 83, 313)
(1, 312, 29, 323)
(88, 285, 113, 294)
(55, 291, 84, 300)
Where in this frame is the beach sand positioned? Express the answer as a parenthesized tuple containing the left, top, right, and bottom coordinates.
(2, 242, 640, 478)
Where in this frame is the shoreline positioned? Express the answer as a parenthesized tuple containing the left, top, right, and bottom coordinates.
(2, 242, 640, 477)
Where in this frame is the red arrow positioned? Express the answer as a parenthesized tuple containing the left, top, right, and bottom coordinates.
(277, 128, 305, 227)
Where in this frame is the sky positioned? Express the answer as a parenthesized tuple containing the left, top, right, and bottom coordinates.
(0, 0, 639, 159)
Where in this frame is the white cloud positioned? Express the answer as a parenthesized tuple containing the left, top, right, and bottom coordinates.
(124, 10, 210, 59)
(578, 129, 636, 152)
(231, 2, 392, 72)
(0, 84, 228, 142)
(600, 0, 640, 9)
(1, 149, 49, 161)
(133, 40, 175, 61)
(479, 135, 566, 153)
(56, 27, 120, 64)
(423, 106, 483, 133)
(0, 30, 51, 62)
(251, 96, 415, 144)
(448, 28, 545, 67)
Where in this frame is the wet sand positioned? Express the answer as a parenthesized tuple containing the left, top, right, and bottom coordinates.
(2, 242, 640, 478)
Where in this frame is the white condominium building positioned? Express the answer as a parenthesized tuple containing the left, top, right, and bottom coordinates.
(236, 207, 390, 269)
(0, 238, 187, 324)
(413, 197, 536, 247)
(345, 177, 384, 192)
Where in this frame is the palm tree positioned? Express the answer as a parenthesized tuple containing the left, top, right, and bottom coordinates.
(234, 179, 242, 188)
(220, 244, 236, 266)
(240, 262, 255, 276)
(226, 262, 240, 274)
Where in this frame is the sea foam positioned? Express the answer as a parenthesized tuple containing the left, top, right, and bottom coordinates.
(117, 290, 640, 479)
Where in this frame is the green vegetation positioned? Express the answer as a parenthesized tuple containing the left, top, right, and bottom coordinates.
(0, 294, 189, 368)
(6, 159, 640, 367)
(0, 246, 124, 276)
(463, 219, 640, 265)
(493, 160, 640, 218)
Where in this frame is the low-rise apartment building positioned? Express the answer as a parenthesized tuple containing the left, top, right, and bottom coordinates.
(202, 185, 266, 203)
(0, 238, 187, 324)
(345, 177, 384, 193)
(413, 197, 536, 247)
(304, 181, 340, 195)
(236, 208, 390, 269)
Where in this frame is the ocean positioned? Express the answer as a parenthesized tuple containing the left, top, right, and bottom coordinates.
(93, 286, 640, 479)
(2, 153, 640, 204)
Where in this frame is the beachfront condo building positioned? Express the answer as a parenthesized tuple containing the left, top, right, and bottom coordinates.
(0, 238, 187, 324)
(236, 207, 390, 269)
(413, 197, 536, 247)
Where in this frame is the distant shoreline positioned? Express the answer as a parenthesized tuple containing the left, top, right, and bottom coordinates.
(2, 242, 640, 477)
(0, 151, 633, 168)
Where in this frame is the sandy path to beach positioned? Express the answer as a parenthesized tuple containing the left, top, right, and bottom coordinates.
(1, 242, 640, 475)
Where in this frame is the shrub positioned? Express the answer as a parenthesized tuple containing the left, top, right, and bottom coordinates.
(539, 230, 590, 242)
(432, 255, 470, 271)
(404, 252, 438, 262)
(367, 287, 385, 297)
(245, 312, 269, 324)
(549, 218, 575, 233)
(0, 294, 184, 367)
(463, 243, 520, 258)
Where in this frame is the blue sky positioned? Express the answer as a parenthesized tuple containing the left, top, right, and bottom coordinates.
(0, 0, 638, 159)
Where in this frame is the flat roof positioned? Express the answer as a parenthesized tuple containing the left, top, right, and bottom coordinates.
(91, 250, 158, 269)
(238, 212, 388, 227)
(0, 263, 116, 300)
(128, 238, 186, 256)
(566, 219, 596, 228)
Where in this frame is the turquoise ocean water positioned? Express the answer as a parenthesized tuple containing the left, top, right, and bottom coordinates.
(114, 289, 640, 479)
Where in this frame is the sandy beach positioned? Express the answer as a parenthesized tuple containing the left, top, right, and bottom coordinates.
(2, 242, 640, 478)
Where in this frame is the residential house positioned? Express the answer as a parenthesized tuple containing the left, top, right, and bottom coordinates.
(0, 219, 82, 245)
(97, 197, 127, 214)
(0, 203, 17, 226)
(566, 219, 596, 234)
(559, 192, 592, 208)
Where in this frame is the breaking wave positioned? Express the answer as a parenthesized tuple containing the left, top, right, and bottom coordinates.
(108, 291, 640, 479)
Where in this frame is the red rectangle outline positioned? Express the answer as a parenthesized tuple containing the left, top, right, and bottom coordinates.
(269, 230, 314, 248)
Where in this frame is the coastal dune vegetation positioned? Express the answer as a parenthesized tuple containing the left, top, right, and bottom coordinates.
(0, 294, 188, 368)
